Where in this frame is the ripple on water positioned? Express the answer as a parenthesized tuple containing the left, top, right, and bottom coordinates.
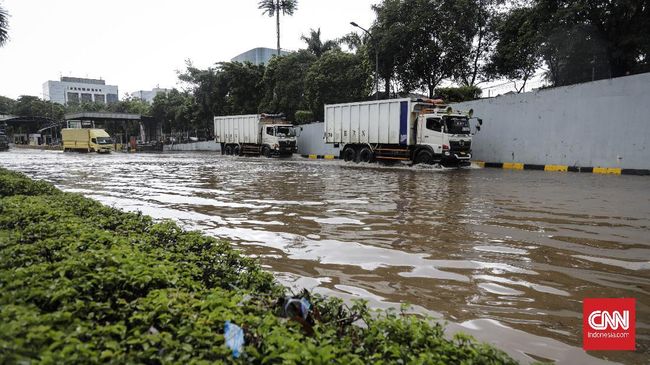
(2, 149, 649, 365)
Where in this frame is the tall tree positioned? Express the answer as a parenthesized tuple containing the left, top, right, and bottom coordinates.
(218, 62, 266, 115)
(0, 95, 15, 114)
(304, 51, 370, 120)
(0, 7, 9, 47)
(258, 0, 298, 56)
(395, 0, 469, 98)
(0, 5, 8, 47)
(485, 7, 543, 92)
(536, 0, 650, 84)
(370, 0, 409, 98)
(451, 0, 503, 87)
(259, 50, 316, 120)
(300, 28, 340, 57)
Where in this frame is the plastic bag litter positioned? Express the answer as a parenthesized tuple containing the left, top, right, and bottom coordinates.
(224, 320, 244, 358)
(282, 297, 311, 319)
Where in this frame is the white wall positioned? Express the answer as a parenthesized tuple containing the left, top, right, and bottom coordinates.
(454, 73, 650, 169)
(297, 122, 340, 156)
(163, 140, 220, 152)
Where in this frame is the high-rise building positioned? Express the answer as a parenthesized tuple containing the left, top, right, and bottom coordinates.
(231, 47, 291, 65)
(42, 76, 119, 105)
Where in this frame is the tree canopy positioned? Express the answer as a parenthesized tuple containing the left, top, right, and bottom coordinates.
(259, 0, 298, 56)
(0, 5, 8, 47)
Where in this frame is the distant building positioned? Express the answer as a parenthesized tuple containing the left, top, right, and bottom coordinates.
(130, 88, 172, 103)
(42, 77, 119, 105)
(231, 47, 291, 65)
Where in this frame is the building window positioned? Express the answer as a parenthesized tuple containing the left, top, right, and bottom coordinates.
(67, 92, 80, 105)
(81, 93, 92, 102)
(94, 94, 105, 104)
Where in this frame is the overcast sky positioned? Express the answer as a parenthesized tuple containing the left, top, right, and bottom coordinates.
(0, 0, 379, 99)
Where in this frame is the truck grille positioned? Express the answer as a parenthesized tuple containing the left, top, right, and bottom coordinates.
(279, 141, 296, 150)
(449, 140, 471, 152)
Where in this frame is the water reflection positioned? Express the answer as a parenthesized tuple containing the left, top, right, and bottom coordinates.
(2, 149, 649, 364)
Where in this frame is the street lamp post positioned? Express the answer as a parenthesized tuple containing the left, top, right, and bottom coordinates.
(350, 21, 379, 100)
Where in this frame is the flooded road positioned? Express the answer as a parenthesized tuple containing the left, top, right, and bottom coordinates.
(2, 149, 649, 364)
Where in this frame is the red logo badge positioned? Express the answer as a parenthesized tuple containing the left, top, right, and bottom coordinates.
(583, 298, 635, 351)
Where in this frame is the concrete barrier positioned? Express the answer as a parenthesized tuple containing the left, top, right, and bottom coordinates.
(296, 122, 340, 157)
(163, 141, 220, 152)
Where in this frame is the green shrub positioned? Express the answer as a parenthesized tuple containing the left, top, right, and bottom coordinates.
(434, 86, 482, 102)
(294, 110, 315, 124)
(0, 168, 518, 364)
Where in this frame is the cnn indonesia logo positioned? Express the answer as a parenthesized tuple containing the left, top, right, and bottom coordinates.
(583, 298, 636, 351)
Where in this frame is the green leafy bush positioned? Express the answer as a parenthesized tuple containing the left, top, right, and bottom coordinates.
(0, 167, 518, 364)
(294, 110, 315, 124)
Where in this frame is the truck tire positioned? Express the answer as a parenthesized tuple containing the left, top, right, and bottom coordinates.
(233, 145, 241, 156)
(358, 147, 373, 163)
(262, 146, 271, 158)
(343, 146, 357, 162)
(224, 145, 233, 155)
(414, 150, 433, 165)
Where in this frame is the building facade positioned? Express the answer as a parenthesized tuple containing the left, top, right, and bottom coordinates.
(42, 77, 119, 105)
(130, 88, 172, 103)
(230, 47, 291, 65)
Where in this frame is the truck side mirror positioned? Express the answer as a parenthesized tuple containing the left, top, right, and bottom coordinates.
(477, 118, 483, 126)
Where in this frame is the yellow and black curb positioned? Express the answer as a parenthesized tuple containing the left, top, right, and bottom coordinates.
(301, 154, 338, 160)
(473, 161, 650, 176)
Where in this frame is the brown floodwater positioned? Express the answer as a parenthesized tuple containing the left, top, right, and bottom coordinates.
(2, 149, 649, 364)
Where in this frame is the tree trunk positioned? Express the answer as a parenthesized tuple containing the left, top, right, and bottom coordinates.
(384, 76, 390, 99)
(276, 0, 281, 56)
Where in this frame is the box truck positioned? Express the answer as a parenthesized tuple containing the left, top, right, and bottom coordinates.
(62, 128, 113, 153)
(214, 114, 298, 157)
(324, 98, 480, 167)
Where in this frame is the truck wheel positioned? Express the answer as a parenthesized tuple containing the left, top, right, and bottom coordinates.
(343, 147, 357, 162)
(224, 145, 233, 155)
(358, 147, 373, 163)
(262, 146, 271, 158)
(414, 150, 433, 165)
(233, 145, 241, 156)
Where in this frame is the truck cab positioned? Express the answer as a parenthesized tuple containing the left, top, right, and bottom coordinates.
(416, 112, 472, 166)
(261, 123, 298, 157)
(89, 132, 113, 153)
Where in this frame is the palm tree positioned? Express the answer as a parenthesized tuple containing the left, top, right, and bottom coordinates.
(300, 28, 340, 57)
(0, 6, 9, 47)
(258, 0, 298, 56)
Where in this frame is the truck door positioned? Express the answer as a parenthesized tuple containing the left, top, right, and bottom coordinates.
(421, 117, 443, 148)
(262, 126, 274, 146)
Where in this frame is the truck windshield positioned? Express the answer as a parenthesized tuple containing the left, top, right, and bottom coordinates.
(275, 126, 296, 137)
(96, 137, 112, 144)
(444, 117, 470, 135)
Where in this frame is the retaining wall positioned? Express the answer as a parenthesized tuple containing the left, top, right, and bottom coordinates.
(454, 73, 650, 170)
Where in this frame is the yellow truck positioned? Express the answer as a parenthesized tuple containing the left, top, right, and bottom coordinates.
(62, 128, 113, 153)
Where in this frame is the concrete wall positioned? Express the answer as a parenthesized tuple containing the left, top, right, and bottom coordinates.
(297, 122, 340, 156)
(163, 140, 220, 152)
(454, 73, 650, 169)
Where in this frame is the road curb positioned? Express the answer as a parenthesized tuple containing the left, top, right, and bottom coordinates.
(473, 161, 650, 176)
(301, 154, 338, 160)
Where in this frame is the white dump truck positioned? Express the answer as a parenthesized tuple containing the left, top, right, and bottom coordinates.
(214, 114, 298, 157)
(324, 98, 481, 167)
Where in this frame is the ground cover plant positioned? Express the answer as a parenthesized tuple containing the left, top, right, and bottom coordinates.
(0, 167, 518, 364)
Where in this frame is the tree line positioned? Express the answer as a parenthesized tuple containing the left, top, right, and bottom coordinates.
(1, 0, 648, 136)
